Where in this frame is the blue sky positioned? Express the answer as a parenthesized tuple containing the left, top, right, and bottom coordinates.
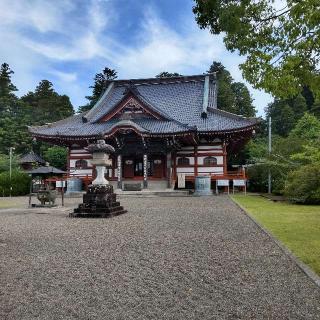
(0, 0, 272, 116)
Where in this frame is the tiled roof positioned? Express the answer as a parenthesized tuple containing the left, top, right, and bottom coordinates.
(19, 151, 46, 164)
(29, 74, 257, 139)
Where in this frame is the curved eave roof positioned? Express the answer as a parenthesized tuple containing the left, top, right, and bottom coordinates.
(28, 74, 259, 141)
(28, 113, 258, 140)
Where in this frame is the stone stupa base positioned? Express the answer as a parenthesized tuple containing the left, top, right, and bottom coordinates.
(70, 184, 127, 218)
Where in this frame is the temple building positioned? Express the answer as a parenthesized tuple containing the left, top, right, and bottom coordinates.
(28, 74, 257, 190)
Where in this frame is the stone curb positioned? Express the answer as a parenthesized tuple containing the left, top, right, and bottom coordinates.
(230, 196, 320, 289)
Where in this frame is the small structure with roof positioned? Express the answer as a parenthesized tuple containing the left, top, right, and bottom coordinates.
(19, 151, 46, 170)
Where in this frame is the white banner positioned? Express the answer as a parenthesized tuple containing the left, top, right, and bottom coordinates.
(178, 173, 186, 188)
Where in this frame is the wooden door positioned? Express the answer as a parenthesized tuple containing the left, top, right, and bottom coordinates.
(153, 159, 163, 178)
(123, 159, 134, 178)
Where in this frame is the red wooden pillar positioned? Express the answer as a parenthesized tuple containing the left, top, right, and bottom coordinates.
(223, 142, 227, 175)
(67, 147, 71, 178)
(172, 152, 177, 184)
(194, 146, 198, 177)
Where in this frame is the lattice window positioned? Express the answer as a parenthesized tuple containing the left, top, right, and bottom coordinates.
(203, 156, 217, 166)
(177, 157, 190, 166)
(75, 159, 88, 169)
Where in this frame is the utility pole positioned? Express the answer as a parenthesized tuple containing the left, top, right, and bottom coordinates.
(268, 117, 272, 194)
(9, 147, 15, 197)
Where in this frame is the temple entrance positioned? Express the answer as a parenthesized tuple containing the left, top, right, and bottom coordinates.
(123, 158, 134, 178)
(122, 155, 165, 179)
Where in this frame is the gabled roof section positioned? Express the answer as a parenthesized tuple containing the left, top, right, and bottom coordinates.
(83, 74, 218, 124)
(97, 85, 171, 122)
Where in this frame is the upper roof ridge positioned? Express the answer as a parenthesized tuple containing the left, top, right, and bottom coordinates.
(113, 73, 217, 87)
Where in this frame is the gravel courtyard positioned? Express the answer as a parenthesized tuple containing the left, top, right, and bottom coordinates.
(0, 196, 320, 319)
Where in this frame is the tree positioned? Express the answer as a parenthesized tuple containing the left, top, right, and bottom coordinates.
(79, 67, 117, 113)
(193, 0, 320, 98)
(21, 80, 74, 125)
(156, 72, 182, 78)
(231, 82, 255, 117)
(208, 61, 236, 113)
(207, 61, 255, 116)
(289, 113, 320, 140)
(266, 100, 296, 136)
(0, 63, 33, 154)
(44, 146, 67, 169)
(291, 94, 307, 121)
(0, 63, 17, 98)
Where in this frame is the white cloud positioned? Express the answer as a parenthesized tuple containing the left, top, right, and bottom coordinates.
(0, 0, 74, 33)
(0, 0, 271, 114)
(114, 9, 224, 78)
(48, 70, 77, 83)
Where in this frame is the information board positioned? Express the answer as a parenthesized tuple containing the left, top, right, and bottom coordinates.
(233, 179, 246, 186)
(217, 180, 229, 186)
(178, 173, 186, 188)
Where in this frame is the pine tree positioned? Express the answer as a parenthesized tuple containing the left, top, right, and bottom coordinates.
(79, 67, 117, 113)
(21, 80, 74, 124)
(207, 61, 256, 116)
(231, 82, 256, 117)
(0, 63, 17, 97)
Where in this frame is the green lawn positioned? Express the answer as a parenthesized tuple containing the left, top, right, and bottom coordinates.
(0, 200, 14, 209)
(232, 195, 320, 275)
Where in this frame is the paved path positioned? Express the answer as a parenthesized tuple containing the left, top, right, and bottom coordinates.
(0, 196, 320, 319)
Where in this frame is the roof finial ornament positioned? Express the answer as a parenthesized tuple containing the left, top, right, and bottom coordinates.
(201, 75, 210, 118)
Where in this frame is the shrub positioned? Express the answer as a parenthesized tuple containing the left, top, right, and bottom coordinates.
(0, 169, 31, 196)
(284, 164, 320, 204)
(44, 146, 67, 169)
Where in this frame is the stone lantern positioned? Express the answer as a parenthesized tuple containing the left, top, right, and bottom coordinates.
(87, 139, 114, 185)
(70, 140, 127, 218)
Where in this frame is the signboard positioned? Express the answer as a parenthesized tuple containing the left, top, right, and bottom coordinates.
(56, 181, 66, 188)
(177, 173, 186, 188)
(233, 179, 246, 186)
(217, 180, 229, 186)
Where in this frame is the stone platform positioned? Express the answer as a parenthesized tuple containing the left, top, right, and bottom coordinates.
(70, 185, 127, 218)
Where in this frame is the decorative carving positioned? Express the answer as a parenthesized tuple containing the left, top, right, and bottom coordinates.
(115, 98, 153, 120)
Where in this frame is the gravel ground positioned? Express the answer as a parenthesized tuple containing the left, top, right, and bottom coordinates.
(0, 196, 320, 319)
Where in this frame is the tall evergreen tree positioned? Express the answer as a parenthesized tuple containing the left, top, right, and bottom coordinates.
(0, 63, 17, 97)
(231, 82, 255, 117)
(266, 100, 296, 137)
(21, 80, 74, 125)
(79, 67, 117, 113)
(0, 63, 32, 153)
(207, 61, 255, 116)
(208, 62, 236, 113)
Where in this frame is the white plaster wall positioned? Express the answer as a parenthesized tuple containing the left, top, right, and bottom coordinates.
(197, 167, 223, 173)
(69, 169, 92, 176)
(180, 146, 195, 151)
(198, 156, 223, 165)
(176, 167, 194, 174)
(198, 145, 222, 150)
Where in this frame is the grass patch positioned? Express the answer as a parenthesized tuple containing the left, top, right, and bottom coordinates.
(232, 195, 320, 275)
(0, 200, 14, 209)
